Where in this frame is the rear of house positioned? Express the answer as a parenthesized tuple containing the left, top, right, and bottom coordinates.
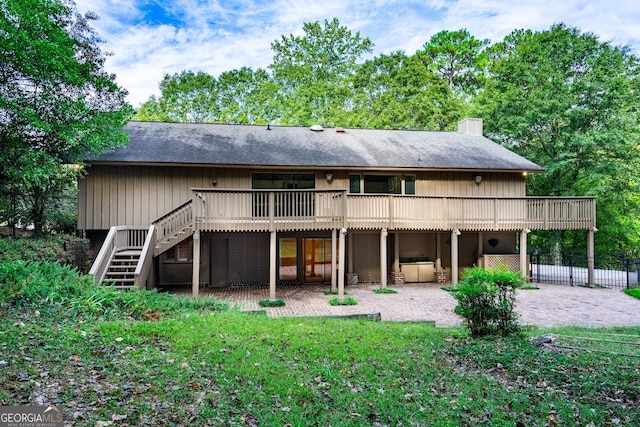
(79, 119, 596, 297)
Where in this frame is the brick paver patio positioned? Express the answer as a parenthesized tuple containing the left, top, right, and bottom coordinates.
(172, 282, 640, 327)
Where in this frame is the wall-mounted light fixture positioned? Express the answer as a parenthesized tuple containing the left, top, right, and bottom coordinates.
(325, 172, 333, 183)
(212, 179, 218, 187)
(474, 175, 483, 185)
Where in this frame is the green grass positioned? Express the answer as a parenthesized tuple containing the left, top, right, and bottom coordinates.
(328, 295, 358, 305)
(2, 306, 638, 426)
(1, 249, 639, 426)
(625, 287, 640, 299)
(259, 299, 286, 307)
(372, 287, 398, 294)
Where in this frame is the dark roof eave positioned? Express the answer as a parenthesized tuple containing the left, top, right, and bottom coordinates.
(85, 160, 544, 173)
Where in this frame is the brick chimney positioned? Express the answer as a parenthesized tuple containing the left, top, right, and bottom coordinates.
(457, 118, 483, 136)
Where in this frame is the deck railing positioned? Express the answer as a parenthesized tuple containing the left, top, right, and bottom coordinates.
(134, 225, 156, 288)
(189, 189, 595, 232)
(348, 195, 596, 231)
(193, 189, 346, 232)
(89, 225, 149, 284)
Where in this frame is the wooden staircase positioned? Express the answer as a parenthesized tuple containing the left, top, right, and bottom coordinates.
(103, 250, 142, 289)
(90, 200, 196, 289)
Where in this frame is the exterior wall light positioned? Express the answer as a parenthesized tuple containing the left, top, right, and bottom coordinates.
(474, 175, 483, 185)
(326, 172, 333, 183)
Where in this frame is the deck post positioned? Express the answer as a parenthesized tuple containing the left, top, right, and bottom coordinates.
(451, 230, 460, 285)
(393, 232, 400, 273)
(338, 228, 346, 298)
(347, 232, 353, 274)
(520, 229, 529, 280)
(435, 232, 442, 271)
(192, 230, 200, 297)
(587, 228, 595, 286)
(380, 228, 388, 288)
(270, 230, 277, 301)
(331, 229, 337, 292)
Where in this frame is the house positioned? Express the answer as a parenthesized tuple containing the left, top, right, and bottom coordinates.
(79, 119, 597, 298)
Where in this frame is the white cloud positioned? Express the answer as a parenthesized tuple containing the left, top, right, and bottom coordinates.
(74, 0, 640, 107)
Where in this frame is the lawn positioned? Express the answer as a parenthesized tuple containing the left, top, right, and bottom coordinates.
(1, 236, 639, 425)
(2, 303, 639, 425)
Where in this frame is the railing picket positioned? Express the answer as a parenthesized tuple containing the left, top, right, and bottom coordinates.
(188, 189, 594, 233)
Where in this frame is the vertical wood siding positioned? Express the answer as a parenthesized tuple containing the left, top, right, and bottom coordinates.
(78, 165, 525, 230)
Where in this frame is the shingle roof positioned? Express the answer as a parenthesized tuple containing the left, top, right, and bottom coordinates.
(89, 121, 544, 172)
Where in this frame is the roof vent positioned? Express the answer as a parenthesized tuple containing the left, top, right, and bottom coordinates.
(335, 127, 345, 133)
(310, 125, 323, 132)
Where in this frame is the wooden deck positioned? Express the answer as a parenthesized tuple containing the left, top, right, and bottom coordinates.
(188, 189, 595, 233)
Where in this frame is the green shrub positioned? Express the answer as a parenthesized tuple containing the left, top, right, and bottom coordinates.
(452, 266, 525, 337)
(0, 260, 88, 307)
(328, 296, 358, 306)
(258, 299, 286, 307)
(372, 287, 398, 294)
(0, 260, 229, 319)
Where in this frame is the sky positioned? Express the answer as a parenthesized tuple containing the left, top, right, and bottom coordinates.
(74, 0, 640, 107)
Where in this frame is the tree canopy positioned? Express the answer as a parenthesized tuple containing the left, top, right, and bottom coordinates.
(132, 19, 640, 250)
(0, 0, 132, 233)
(474, 24, 640, 248)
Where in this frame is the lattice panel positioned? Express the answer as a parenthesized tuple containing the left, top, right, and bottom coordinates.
(352, 233, 380, 282)
(228, 232, 270, 285)
(483, 254, 528, 273)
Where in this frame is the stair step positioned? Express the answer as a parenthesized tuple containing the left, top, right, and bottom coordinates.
(109, 264, 137, 269)
(110, 260, 138, 266)
(106, 272, 135, 277)
(115, 250, 142, 257)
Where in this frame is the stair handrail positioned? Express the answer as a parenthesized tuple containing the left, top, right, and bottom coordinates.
(89, 225, 123, 284)
(153, 199, 193, 241)
(134, 224, 156, 289)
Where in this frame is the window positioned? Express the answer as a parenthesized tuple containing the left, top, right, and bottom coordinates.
(252, 173, 315, 190)
(349, 174, 415, 195)
(405, 174, 416, 195)
(349, 174, 361, 193)
(364, 175, 401, 194)
(251, 173, 316, 217)
(164, 240, 193, 262)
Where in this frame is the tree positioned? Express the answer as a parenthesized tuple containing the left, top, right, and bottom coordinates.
(348, 51, 464, 130)
(269, 18, 373, 126)
(158, 70, 219, 123)
(216, 67, 277, 124)
(0, 0, 132, 234)
(475, 24, 640, 249)
(418, 29, 490, 96)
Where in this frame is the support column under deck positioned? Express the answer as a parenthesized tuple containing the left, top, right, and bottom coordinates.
(520, 229, 529, 280)
(331, 229, 337, 293)
(338, 228, 346, 298)
(269, 230, 276, 301)
(380, 228, 388, 288)
(587, 228, 595, 286)
(192, 230, 200, 297)
(451, 230, 460, 285)
(393, 232, 400, 273)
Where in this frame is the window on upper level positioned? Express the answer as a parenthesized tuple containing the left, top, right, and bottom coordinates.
(349, 174, 416, 195)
